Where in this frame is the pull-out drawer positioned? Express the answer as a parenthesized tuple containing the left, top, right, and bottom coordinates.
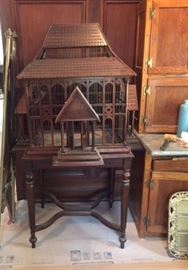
(153, 158, 188, 172)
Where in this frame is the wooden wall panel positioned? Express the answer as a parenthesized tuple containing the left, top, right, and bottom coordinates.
(0, 0, 141, 200)
(103, 0, 138, 68)
(87, 0, 102, 24)
(15, 0, 86, 66)
(0, 0, 16, 48)
(0, 0, 141, 69)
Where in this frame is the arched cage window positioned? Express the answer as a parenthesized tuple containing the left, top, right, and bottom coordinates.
(89, 83, 103, 104)
(51, 84, 65, 105)
(105, 83, 113, 103)
(40, 85, 50, 105)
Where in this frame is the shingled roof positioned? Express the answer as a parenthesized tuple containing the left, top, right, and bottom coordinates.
(17, 23, 136, 81)
(17, 57, 136, 80)
(42, 23, 107, 48)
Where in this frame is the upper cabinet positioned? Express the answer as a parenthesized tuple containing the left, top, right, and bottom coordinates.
(149, 0, 188, 75)
(136, 0, 188, 133)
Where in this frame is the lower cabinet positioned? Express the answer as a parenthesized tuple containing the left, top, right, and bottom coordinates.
(129, 134, 188, 237)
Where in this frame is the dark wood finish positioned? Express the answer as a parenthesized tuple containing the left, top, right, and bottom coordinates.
(25, 170, 37, 248)
(128, 139, 145, 236)
(23, 150, 133, 248)
(12, 144, 29, 200)
(14, 23, 136, 248)
(15, 0, 87, 66)
(103, 0, 138, 68)
(1, 0, 142, 242)
(120, 167, 131, 248)
(0, 0, 141, 69)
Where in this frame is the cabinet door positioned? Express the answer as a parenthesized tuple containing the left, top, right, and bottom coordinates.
(137, 0, 188, 132)
(147, 170, 188, 235)
(144, 78, 188, 133)
(149, 0, 188, 75)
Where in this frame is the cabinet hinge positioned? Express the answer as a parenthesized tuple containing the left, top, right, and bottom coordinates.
(144, 86, 151, 96)
(146, 179, 155, 189)
(143, 117, 149, 126)
(150, 8, 155, 19)
(146, 58, 153, 68)
(143, 216, 150, 227)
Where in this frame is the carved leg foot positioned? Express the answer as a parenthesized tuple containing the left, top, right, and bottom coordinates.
(30, 234, 37, 248)
(119, 234, 127, 249)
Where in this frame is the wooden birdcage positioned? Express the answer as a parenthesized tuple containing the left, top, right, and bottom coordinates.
(16, 23, 137, 249)
(17, 23, 136, 154)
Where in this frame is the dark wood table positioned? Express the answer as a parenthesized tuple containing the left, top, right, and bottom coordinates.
(23, 145, 134, 248)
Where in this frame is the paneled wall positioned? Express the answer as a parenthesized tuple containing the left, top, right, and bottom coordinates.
(0, 0, 141, 200)
(0, 0, 141, 69)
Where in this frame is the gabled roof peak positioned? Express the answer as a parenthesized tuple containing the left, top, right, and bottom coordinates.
(55, 86, 100, 123)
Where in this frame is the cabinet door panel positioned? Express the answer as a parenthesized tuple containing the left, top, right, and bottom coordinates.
(144, 78, 188, 133)
(149, 0, 188, 74)
(147, 174, 188, 235)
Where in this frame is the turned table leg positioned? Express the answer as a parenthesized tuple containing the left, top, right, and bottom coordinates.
(119, 167, 130, 249)
(26, 171, 37, 248)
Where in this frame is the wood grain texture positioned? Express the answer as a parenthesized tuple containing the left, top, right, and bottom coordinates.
(153, 159, 188, 172)
(144, 78, 188, 133)
(136, 0, 188, 133)
(103, 0, 138, 68)
(136, 0, 152, 133)
(149, 0, 188, 74)
(147, 174, 188, 235)
(15, 0, 86, 66)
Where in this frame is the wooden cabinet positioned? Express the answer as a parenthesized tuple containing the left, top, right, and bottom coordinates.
(135, 0, 188, 133)
(130, 0, 188, 237)
(129, 134, 188, 237)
